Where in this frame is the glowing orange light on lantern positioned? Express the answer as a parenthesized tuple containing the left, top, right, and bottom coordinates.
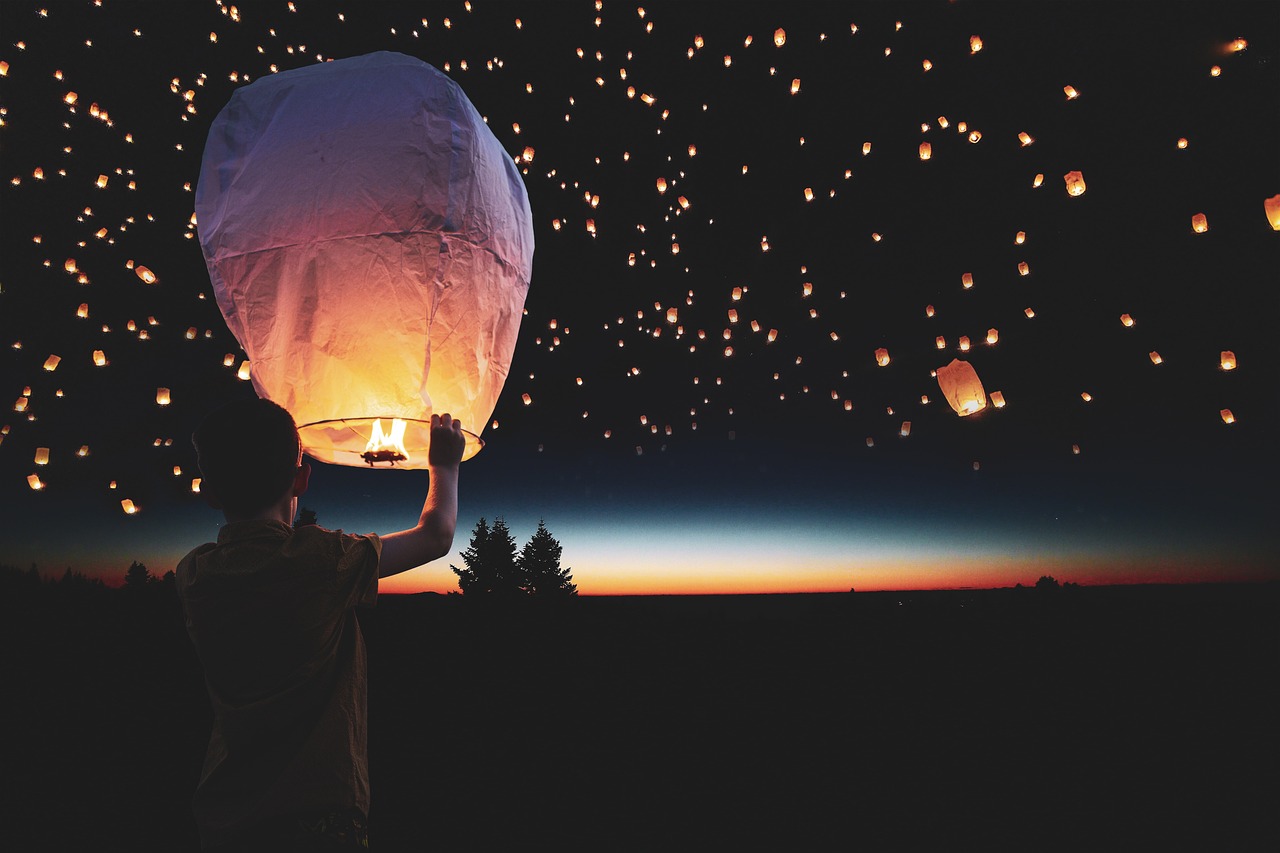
(875, 348, 890, 367)
(1064, 171, 1086, 196)
(121, 499, 138, 514)
(774, 28, 786, 47)
(1220, 409, 1235, 424)
(961, 272, 973, 289)
(1149, 351, 1163, 365)
(969, 35, 982, 53)
(986, 328, 998, 345)
(1064, 85, 1079, 100)
(43, 355, 61, 371)
(92, 349, 107, 366)
(28, 474, 44, 491)
(135, 265, 156, 283)
(1191, 213, 1208, 233)
(156, 387, 171, 406)
(1018, 131, 1033, 146)
(1264, 196, 1280, 230)
(919, 142, 931, 160)
(1220, 351, 1236, 370)
(1120, 314, 1134, 327)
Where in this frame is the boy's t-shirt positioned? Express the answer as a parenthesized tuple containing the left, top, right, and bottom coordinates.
(176, 520, 380, 848)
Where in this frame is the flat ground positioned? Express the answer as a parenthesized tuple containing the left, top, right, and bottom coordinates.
(5, 584, 1277, 850)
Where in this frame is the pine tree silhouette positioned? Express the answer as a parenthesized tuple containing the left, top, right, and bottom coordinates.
(517, 520, 577, 596)
(452, 517, 521, 595)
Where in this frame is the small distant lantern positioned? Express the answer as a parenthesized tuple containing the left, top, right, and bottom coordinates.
(76, 303, 89, 318)
(1191, 212, 1208, 233)
(969, 35, 983, 53)
(862, 141, 871, 155)
(1018, 131, 1033, 146)
(790, 78, 800, 95)
(34, 447, 50, 465)
(1015, 231, 1025, 244)
(236, 360, 251, 381)
(1149, 351, 1163, 364)
(1064, 171, 1086, 196)
(121, 499, 138, 514)
(935, 336, 946, 350)
(802, 282, 813, 297)
(1177, 137, 1189, 149)
(767, 328, 778, 343)
(1220, 351, 1236, 370)
(1072, 444, 1081, 455)
(135, 265, 156, 284)
(1032, 173, 1044, 188)
(935, 358, 986, 416)
(958, 336, 971, 352)
(900, 421, 911, 437)
(1120, 314, 1134, 327)
(92, 349, 107, 366)
(804, 187, 814, 201)
(774, 28, 786, 47)
(875, 347, 890, 366)
(1024, 308, 1036, 318)
(986, 328, 998, 344)
(156, 387, 171, 405)
(1210, 65, 1221, 77)
(1265, 195, 1280, 230)
(96, 174, 108, 188)
(1018, 261, 1029, 276)
(191, 478, 202, 493)
(1081, 392, 1093, 402)
(656, 177, 667, 194)
(43, 355, 61, 371)
(1063, 85, 1079, 100)
(1220, 409, 1235, 424)
(919, 142, 932, 160)
(961, 272, 973, 289)
(990, 391, 1006, 408)
(666, 307, 678, 324)
(28, 474, 44, 491)
(925, 304, 935, 317)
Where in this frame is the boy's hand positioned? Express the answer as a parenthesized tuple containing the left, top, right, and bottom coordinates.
(428, 413, 466, 467)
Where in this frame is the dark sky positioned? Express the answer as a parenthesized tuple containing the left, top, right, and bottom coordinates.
(1, 1, 1276, 593)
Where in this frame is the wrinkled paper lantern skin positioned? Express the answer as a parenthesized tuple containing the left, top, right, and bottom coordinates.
(1266, 196, 1280, 230)
(935, 359, 987, 416)
(197, 52, 534, 467)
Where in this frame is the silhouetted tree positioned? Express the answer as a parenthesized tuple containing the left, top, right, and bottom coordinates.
(294, 506, 319, 527)
(452, 517, 521, 595)
(518, 520, 577, 596)
(1036, 575, 1061, 590)
(124, 560, 153, 589)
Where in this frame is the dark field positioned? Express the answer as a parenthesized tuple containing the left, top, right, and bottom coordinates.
(4, 583, 1277, 850)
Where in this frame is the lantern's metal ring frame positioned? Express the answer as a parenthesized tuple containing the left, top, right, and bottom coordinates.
(298, 417, 484, 465)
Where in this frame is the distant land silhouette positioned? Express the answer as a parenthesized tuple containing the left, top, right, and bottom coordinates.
(4, 565, 1276, 850)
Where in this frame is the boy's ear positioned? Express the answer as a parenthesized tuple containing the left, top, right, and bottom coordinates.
(293, 462, 311, 498)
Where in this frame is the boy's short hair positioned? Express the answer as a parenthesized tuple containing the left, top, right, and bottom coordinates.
(193, 398, 301, 517)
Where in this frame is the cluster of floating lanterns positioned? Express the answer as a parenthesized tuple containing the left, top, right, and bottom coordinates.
(2, 3, 1268, 512)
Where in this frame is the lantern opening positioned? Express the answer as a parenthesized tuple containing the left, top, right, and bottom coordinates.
(299, 416, 483, 469)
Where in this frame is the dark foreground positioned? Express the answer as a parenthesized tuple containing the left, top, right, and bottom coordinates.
(4, 583, 1277, 850)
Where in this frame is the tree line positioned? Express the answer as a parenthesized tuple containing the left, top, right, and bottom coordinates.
(451, 517, 577, 596)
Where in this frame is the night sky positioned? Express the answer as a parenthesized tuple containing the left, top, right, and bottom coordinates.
(1, 1, 1276, 594)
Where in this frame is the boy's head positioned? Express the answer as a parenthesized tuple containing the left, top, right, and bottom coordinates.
(193, 398, 306, 519)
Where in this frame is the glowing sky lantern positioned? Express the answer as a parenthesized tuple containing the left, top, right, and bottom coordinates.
(34, 447, 50, 465)
(156, 387, 171, 406)
(43, 355, 61, 371)
(121, 499, 138, 515)
(1064, 85, 1079, 100)
(961, 272, 973, 289)
(1264, 195, 1280, 230)
(92, 349, 107, 366)
(197, 52, 533, 468)
(1220, 409, 1235, 424)
(919, 142, 931, 160)
(935, 359, 986, 416)
(874, 348, 890, 366)
(135, 265, 156, 284)
(774, 28, 786, 47)
(969, 35, 983, 54)
(1149, 351, 1163, 365)
(656, 176, 668, 194)
(986, 328, 998, 344)
(1220, 351, 1236, 370)
(1191, 212, 1208, 233)
(28, 474, 44, 491)
(1064, 171, 1086, 196)
(1120, 313, 1135, 327)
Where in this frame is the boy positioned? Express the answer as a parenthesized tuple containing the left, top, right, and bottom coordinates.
(177, 398, 465, 851)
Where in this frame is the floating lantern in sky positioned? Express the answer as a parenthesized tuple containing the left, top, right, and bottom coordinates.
(1220, 409, 1235, 424)
(935, 359, 986, 416)
(28, 474, 44, 491)
(1064, 171, 1086, 196)
(774, 28, 786, 47)
(156, 387, 171, 406)
(1120, 313, 1134, 327)
(43, 355, 61, 371)
(1263, 195, 1280, 230)
(961, 272, 973, 289)
(862, 141, 871, 155)
(1064, 85, 1079, 100)
(899, 421, 911, 437)
(197, 52, 533, 467)
(1149, 351, 1163, 364)
(986, 328, 998, 344)
(1177, 137, 1189, 149)
(919, 142, 931, 160)
(135, 265, 156, 284)
(34, 447, 50, 466)
(1032, 173, 1044, 188)
(92, 349, 107, 366)
(969, 35, 982, 54)
(990, 391, 1006, 408)
(875, 348, 890, 366)
(790, 78, 800, 95)
(1018, 131, 1033, 146)
(121, 499, 138, 515)
(1191, 212, 1208, 233)
(1220, 351, 1236, 370)
(656, 176, 668, 194)
(1018, 261, 1030, 276)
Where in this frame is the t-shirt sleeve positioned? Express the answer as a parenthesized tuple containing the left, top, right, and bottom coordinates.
(335, 532, 380, 609)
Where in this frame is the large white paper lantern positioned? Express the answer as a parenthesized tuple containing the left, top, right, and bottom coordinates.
(196, 52, 534, 467)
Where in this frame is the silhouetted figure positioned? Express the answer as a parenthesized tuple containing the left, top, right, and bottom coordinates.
(177, 398, 464, 851)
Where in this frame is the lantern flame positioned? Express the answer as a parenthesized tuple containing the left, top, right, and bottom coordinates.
(361, 418, 411, 466)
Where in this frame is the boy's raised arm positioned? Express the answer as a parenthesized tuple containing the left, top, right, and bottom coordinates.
(377, 414, 465, 579)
